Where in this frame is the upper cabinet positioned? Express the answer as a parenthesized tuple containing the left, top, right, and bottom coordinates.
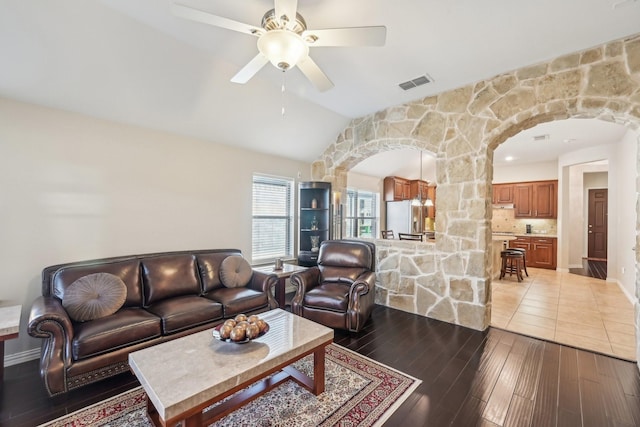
(509, 180, 557, 218)
(492, 184, 514, 204)
(383, 176, 411, 201)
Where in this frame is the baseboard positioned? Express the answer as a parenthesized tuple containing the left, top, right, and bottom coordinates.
(5, 347, 40, 367)
(556, 268, 569, 273)
(609, 278, 638, 305)
(568, 264, 583, 269)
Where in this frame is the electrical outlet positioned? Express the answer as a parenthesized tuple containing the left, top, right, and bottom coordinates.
(622, 266, 625, 274)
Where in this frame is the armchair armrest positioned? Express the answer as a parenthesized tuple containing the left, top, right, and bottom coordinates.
(290, 267, 321, 315)
(28, 296, 75, 396)
(347, 271, 376, 332)
(247, 270, 279, 309)
(348, 271, 376, 299)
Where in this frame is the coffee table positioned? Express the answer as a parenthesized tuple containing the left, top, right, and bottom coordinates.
(0, 305, 21, 382)
(129, 309, 334, 427)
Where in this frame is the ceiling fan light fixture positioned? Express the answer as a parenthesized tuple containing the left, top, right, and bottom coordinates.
(258, 29, 309, 70)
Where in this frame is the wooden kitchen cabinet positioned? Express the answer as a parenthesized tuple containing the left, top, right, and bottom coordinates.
(512, 180, 557, 219)
(492, 184, 514, 204)
(509, 236, 557, 269)
(531, 237, 556, 269)
(509, 236, 531, 253)
(384, 176, 411, 201)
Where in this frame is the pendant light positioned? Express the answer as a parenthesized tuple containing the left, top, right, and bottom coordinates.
(411, 150, 434, 207)
(411, 151, 424, 207)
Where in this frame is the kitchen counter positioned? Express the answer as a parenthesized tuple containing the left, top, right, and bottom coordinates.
(514, 233, 557, 238)
(492, 234, 516, 241)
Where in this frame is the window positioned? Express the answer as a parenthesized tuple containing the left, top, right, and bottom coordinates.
(252, 174, 294, 263)
(345, 189, 379, 238)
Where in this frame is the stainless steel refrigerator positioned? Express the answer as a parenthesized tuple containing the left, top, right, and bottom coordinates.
(386, 200, 424, 235)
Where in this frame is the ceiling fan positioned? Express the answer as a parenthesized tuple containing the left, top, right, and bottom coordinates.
(172, 0, 386, 92)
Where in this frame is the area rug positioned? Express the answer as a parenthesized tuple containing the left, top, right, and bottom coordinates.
(40, 344, 420, 427)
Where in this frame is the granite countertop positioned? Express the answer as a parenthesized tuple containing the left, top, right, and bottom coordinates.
(492, 232, 557, 238)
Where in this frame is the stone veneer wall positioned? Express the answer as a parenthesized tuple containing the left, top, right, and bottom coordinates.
(311, 34, 640, 363)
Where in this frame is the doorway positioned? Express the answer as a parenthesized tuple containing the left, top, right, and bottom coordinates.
(588, 188, 608, 260)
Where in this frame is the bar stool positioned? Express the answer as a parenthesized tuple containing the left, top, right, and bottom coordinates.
(507, 248, 529, 277)
(500, 250, 524, 282)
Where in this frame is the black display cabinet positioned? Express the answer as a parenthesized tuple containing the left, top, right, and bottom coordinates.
(298, 181, 332, 266)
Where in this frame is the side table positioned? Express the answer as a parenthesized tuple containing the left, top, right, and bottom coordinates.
(0, 305, 21, 382)
(253, 264, 308, 308)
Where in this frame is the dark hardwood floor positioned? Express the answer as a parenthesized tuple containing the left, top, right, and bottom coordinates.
(2, 305, 639, 426)
(569, 259, 607, 280)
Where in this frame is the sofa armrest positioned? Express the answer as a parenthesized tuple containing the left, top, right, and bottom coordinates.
(28, 296, 75, 396)
(248, 270, 279, 309)
(290, 267, 321, 315)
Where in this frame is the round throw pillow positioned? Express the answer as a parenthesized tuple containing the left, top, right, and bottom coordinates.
(62, 273, 127, 322)
(220, 256, 253, 288)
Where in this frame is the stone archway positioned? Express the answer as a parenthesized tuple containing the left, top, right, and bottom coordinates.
(312, 34, 640, 363)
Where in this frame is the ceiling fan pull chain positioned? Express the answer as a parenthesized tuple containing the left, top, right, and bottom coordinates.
(281, 70, 286, 117)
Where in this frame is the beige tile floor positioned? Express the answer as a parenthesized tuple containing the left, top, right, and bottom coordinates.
(491, 267, 637, 361)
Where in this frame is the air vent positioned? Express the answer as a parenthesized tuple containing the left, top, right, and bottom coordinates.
(399, 74, 433, 91)
(532, 134, 550, 141)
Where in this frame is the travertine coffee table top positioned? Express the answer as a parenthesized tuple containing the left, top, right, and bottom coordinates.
(129, 309, 333, 422)
(0, 305, 21, 337)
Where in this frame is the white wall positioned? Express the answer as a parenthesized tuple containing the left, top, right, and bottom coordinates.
(493, 160, 558, 183)
(557, 130, 638, 302)
(0, 97, 312, 358)
(614, 130, 638, 301)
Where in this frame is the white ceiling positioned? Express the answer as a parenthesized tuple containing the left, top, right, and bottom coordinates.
(1, 0, 639, 163)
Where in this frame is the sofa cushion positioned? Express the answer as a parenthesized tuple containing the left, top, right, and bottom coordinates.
(72, 307, 162, 360)
(52, 259, 143, 307)
(145, 295, 223, 335)
(62, 273, 127, 322)
(205, 288, 268, 317)
(141, 254, 201, 306)
(220, 256, 253, 288)
(196, 251, 241, 293)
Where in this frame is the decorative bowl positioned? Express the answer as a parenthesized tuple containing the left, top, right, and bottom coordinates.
(212, 322, 269, 344)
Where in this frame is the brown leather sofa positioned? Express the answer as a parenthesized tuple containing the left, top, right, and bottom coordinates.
(291, 240, 376, 332)
(28, 249, 278, 396)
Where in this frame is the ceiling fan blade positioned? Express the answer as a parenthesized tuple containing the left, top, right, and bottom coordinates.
(303, 26, 386, 47)
(274, 0, 298, 29)
(297, 55, 334, 92)
(231, 54, 270, 84)
(172, 4, 263, 36)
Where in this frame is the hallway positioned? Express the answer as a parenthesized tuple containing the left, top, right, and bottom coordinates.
(491, 267, 636, 361)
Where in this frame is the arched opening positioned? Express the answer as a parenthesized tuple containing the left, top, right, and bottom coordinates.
(312, 34, 640, 365)
(346, 147, 437, 240)
(490, 118, 638, 360)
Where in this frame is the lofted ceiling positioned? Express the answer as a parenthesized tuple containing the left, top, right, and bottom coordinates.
(1, 0, 639, 164)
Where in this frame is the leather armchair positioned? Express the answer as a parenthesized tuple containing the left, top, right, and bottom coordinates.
(290, 240, 376, 332)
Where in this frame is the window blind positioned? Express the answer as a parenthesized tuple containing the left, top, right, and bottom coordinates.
(252, 174, 294, 263)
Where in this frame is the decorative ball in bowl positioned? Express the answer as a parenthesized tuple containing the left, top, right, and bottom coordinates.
(212, 314, 269, 344)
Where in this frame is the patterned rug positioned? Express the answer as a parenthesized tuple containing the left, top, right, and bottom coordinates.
(40, 344, 420, 427)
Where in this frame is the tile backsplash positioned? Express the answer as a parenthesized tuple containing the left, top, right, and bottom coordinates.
(492, 208, 557, 235)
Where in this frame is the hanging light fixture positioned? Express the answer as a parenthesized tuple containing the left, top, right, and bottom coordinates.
(412, 151, 425, 206)
(411, 150, 434, 207)
(257, 29, 309, 71)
